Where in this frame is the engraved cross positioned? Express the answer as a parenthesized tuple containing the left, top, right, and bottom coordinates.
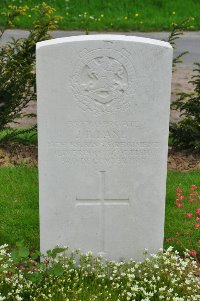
(76, 171, 129, 253)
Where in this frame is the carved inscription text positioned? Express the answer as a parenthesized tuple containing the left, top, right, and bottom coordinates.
(49, 121, 161, 166)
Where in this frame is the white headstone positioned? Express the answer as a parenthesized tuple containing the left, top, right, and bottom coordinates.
(36, 35, 172, 261)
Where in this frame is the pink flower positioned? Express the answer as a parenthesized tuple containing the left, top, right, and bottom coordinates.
(179, 195, 184, 200)
(190, 192, 198, 196)
(195, 224, 200, 229)
(189, 198, 194, 203)
(196, 208, 200, 215)
(176, 188, 183, 194)
(186, 213, 193, 218)
(190, 185, 198, 191)
(188, 250, 197, 257)
(176, 203, 183, 208)
(197, 240, 200, 245)
(196, 217, 200, 221)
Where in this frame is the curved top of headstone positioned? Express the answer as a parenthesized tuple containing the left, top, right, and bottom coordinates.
(36, 34, 172, 50)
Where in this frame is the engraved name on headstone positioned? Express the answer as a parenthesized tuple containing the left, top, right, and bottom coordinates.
(36, 35, 173, 260)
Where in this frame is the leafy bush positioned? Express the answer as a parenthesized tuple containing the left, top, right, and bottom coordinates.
(170, 63, 200, 150)
(0, 3, 61, 142)
(0, 243, 199, 300)
(167, 20, 200, 150)
(167, 20, 189, 69)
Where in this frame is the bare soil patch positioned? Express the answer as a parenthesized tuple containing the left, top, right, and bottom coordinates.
(168, 148, 200, 171)
(0, 143, 37, 166)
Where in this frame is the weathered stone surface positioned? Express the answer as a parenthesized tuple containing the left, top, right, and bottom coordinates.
(36, 35, 173, 260)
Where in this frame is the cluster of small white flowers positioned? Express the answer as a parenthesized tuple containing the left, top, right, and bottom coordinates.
(0, 245, 199, 300)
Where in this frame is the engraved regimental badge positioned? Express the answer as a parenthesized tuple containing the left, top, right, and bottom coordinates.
(71, 48, 135, 113)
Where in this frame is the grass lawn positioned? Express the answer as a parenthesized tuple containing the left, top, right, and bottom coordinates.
(165, 170, 200, 257)
(0, 166, 39, 250)
(1, 0, 200, 31)
(0, 166, 200, 257)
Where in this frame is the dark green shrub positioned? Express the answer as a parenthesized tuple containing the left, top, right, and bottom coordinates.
(0, 3, 61, 142)
(167, 20, 189, 69)
(167, 19, 200, 151)
(170, 63, 200, 150)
